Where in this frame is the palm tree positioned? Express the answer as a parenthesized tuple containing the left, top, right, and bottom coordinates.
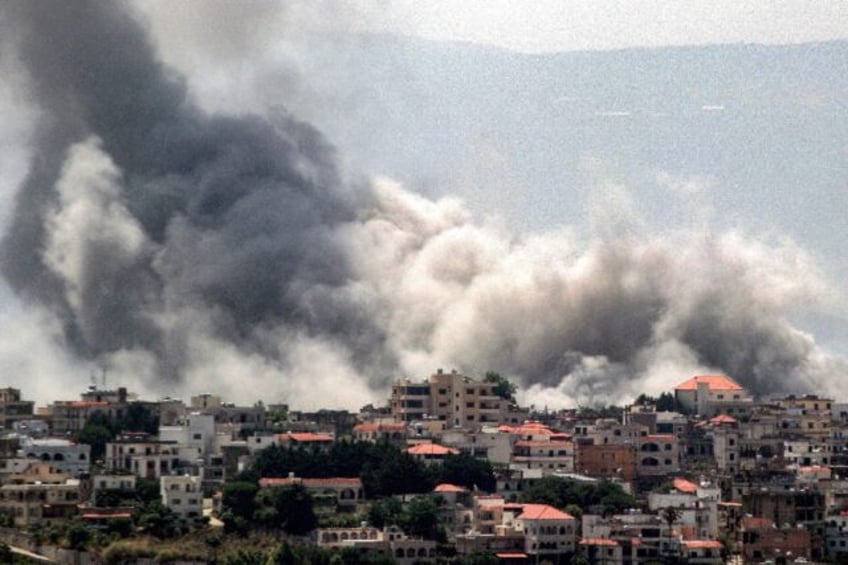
(660, 505, 681, 562)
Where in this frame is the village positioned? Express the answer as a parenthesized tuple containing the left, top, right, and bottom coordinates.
(0, 370, 844, 563)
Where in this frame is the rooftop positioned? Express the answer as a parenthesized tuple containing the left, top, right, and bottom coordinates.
(675, 375, 743, 392)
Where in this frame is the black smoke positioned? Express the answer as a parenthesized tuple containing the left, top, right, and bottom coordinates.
(0, 1, 389, 381)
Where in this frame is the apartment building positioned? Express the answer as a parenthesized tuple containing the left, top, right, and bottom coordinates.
(0, 388, 34, 430)
(391, 369, 515, 428)
(161, 474, 203, 520)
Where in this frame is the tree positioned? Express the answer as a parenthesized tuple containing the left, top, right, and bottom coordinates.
(437, 453, 496, 492)
(254, 485, 317, 536)
(221, 481, 259, 523)
(520, 476, 638, 515)
(118, 402, 159, 434)
(76, 420, 115, 461)
(484, 371, 517, 403)
(399, 496, 441, 540)
(367, 497, 404, 529)
(66, 523, 91, 551)
(660, 505, 681, 561)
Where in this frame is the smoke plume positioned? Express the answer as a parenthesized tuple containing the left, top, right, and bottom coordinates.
(1, 1, 844, 407)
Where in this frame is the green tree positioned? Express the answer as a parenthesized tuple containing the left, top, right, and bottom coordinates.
(221, 481, 259, 523)
(74, 410, 120, 461)
(254, 485, 317, 535)
(399, 496, 441, 540)
(520, 476, 637, 515)
(367, 497, 404, 529)
(66, 523, 91, 551)
(437, 453, 496, 492)
(484, 371, 517, 403)
(118, 402, 159, 434)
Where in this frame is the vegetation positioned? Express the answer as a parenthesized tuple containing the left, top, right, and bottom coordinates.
(253, 440, 495, 499)
(519, 476, 638, 516)
(484, 371, 517, 403)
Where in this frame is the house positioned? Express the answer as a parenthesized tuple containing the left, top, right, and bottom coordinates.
(674, 375, 749, 416)
(315, 525, 437, 565)
(406, 443, 459, 464)
(104, 435, 181, 479)
(579, 538, 622, 564)
(0, 463, 82, 526)
(259, 475, 364, 513)
(510, 503, 576, 557)
(160, 474, 203, 520)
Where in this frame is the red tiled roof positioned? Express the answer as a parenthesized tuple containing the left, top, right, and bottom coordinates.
(675, 375, 743, 391)
(673, 478, 699, 494)
(280, 432, 334, 442)
(517, 504, 573, 521)
(682, 540, 723, 549)
(495, 553, 528, 559)
(709, 414, 737, 425)
(64, 401, 109, 408)
(434, 483, 468, 493)
(406, 444, 459, 456)
(742, 516, 774, 530)
(580, 538, 619, 546)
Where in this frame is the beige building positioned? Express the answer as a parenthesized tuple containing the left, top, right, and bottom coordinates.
(0, 388, 34, 430)
(161, 474, 203, 520)
(391, 369, 517, 429)
(0, 463, 83, 526)
(674, 375, 750, 416)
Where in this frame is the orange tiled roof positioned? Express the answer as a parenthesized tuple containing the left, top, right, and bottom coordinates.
(517, 503, 574, 521)
(682, 540, 722, 550)
(673, 478, 698, 494)
(675, 375, 743, 391)
(434, 483, 468, 493)
(709, 414, 737, 425)
(406, 443, 459, 456)
(742, 516, 774, 530)
(580, 538, 619, 546)
(280, 432, 334, 442)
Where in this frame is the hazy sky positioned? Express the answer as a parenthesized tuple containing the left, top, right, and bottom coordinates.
(316, 1, 848, 52)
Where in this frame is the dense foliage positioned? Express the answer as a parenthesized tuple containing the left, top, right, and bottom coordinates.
(519, 476, 638, 516)
(253, 441, 495, 497)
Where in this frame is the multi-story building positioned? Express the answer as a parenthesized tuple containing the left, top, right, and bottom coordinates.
(104, 435, 181, 479)
(161, 474, 203, 520)
(674, 375, 751, 416)
(0, 388, 34, 430)
(391, 369, 518, 429)
(0, 463, 83, 526)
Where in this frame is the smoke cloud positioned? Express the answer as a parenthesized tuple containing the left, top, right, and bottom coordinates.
(1, 1, 844, 408)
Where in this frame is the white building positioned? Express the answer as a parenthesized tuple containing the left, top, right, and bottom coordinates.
(160, 474, 203, 520)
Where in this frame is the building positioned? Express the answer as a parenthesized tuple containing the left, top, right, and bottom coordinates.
(674, 375, 749, 416)
(0, 463, 83, 526)
(0, 388, 35, 430)
(161, 474, 203, 520)
(510, 503, 577, 558)
(406, 443, 459, 464)
(391, 369, 516, 429)
(259, 476, 364, 513)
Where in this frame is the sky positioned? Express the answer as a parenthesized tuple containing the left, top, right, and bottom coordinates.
(336, 1, 848, 53)
(0, 1, 847, 410)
